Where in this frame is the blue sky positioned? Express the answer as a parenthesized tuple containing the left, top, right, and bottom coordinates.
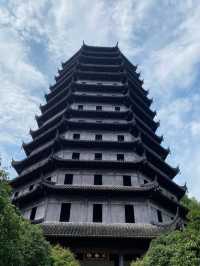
(0, 0, 200, 199)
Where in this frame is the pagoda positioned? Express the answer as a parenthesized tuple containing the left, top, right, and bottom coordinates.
(11, 43, 187, 266)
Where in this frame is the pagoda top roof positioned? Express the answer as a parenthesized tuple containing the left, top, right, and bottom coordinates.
(82, 41, 119, 51)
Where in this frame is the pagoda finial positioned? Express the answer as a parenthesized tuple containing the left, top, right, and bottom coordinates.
(82, 40, 85, 46)
(116, 41, 118, 47)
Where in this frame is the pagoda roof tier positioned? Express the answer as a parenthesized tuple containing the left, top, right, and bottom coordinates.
(13, 136, 141, 174)
(40, 222, 176, 239)
(132, 116, 161, 143)
(128, 79, 152, 107)
(77, 63, 123, 73)
(43, 82, 126, 113)
(19, 133, 173, 179)
(24, 120, 135, 154)
(28, 116, 163, 159)
(30, 116, 133, 139)
(38, 102, 130, 127)
(47, 75, 73, 101)
(13, 180, 187, 217)
(12, 180, 158, 204)
(17, 137, 177, 180)
(43, 84, 73, 112)
(126, 73, 147, 97)
(75, 70, 125, 82)
(11, 154, 186, 199)
(55, 60, 77, 83)
(79, 55, 121, 66)
(129, 104, 158, 132)
(139, 131, 169, 160)
(81, 50, 120, 58)
(128, 89, 155, 118)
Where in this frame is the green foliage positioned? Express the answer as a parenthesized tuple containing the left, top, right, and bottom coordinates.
(0, 165, 51, 266)
(131, 195, 200, 266)
(50, 245, 80, 266)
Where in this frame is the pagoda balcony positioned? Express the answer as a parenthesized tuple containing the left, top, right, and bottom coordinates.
(75, 70, 125, 82)
(79, 55, 122, 65)
(78, 63, 123, 73)
(81, 50, 120, 58)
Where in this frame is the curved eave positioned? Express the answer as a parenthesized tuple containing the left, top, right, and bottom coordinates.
(127, 79, 151, 106)
(145, 149, 179, 179)
(50, 68, 74, 91)
(140, 132, 169, 160)
(129, 91, 156, 119)
(56, 59, 78, 82)
(132, 118, 162, 144)
(47, 75, 73, 101)
(43, 83, 72, 112)
(130, 105, 158, 132)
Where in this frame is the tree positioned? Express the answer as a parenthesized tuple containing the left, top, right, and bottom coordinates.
(0, 164, 51, 266)
(50, 245, 80, 266)
(131, 196, 200, 266)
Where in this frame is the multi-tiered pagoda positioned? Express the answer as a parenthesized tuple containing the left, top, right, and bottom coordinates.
(11, 43, 187, 266)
